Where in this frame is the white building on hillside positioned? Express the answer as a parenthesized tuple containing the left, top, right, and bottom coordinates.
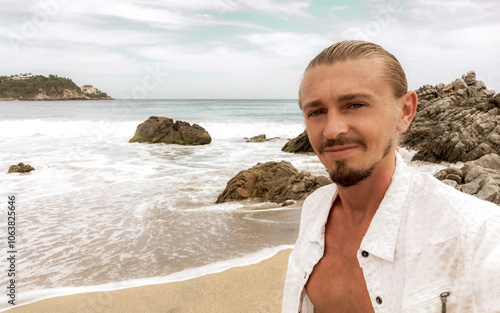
(81, 85, 96, 94)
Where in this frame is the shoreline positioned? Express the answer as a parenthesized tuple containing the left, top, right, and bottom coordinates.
(3, 248, 292, 313)
(1, 246, 293, 313)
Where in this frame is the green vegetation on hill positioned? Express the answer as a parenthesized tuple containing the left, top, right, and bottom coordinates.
(0, 75, 78, 99)
(0, 74, 110, 100)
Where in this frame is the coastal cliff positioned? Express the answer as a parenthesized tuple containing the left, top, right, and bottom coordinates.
(0, 74, 113, 100)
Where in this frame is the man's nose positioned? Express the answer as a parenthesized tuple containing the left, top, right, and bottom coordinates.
(323, 111, 348, 139)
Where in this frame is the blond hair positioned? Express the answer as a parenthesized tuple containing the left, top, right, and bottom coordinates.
(300, 40, 407, 105)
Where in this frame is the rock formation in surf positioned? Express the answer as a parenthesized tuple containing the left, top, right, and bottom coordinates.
(216, 161, 330, 204)
(281, 130, 314, 153)
(129, 116, 211, 145)
(8, 162, 35, 173)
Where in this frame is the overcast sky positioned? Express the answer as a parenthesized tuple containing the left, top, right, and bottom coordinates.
(1, 0, 499, 99)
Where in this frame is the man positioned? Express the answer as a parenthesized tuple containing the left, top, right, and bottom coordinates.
(282, 40, 500, 313)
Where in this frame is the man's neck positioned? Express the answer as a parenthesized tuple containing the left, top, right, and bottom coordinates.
(335, 150, 397, 226)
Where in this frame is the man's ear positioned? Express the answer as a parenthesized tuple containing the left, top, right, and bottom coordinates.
(396, 91, 417, 133)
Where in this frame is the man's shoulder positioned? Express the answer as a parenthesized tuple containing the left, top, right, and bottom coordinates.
(409, 168, 498, 207)
(403, 167, 500, 260)
(301, 183, 336, 216)
(304, 183, 336, 205)
(297, 183, 336, 232)
(407, 167, 500, 229)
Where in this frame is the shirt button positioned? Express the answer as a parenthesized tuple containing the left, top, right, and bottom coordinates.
(304, 272, 307, 279)
(361, 250, 369, 258)
(376, 296, 383, 305)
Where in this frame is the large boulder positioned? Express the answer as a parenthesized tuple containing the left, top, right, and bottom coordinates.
(400, 71, 499, 163)
(282, 130, 315, 153)
(216, 161, 330, 204)
(8, 163, 35, 173)
(129, 116, 211, 145)
(434, 153, 500, 205)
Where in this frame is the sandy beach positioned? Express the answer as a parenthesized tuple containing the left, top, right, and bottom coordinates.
(7, 249, 292, 313)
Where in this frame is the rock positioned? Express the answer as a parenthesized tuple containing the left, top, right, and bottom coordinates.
(216, 161, 331, 204)
(434, 154, 500, 205)
(282, 130, 315, 153)
(400, 71, 500, 163)
(490, 93, 500, 106)
(244, 134, 280, 142)
(471, 153, 500, 170)
(8, 163, 35, 173)
(464, 71, 476, 86)
(129, 116, 211, 145)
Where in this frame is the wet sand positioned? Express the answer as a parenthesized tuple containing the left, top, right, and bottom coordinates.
(7, 249, 292, 313)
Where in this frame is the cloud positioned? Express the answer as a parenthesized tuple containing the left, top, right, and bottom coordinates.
(411, 0, 495, 15)
(0, 44, 136, 74)
(406, 0, 499, 29)
(329, 5, 348, 11)
(236, 0, 311, 17)
(0, 1, 32, 13)
(0, 0, 499, 98)
(367, 21, 500, 92)
(246, 32, 332, 58)
(118, 41, 304, 99)
(138, 0, 312, 17)
(38, 22, 168, 47)
(93, 2, 207, 31)
(129, 44, 274, 74)
(62, 0, 310, 32)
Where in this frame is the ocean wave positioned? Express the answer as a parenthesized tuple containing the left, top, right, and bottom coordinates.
(0, 118, 305, 141)
(0, 119, 139, 139)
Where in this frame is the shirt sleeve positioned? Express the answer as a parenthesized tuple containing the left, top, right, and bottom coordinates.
(468, 217, 500, 312)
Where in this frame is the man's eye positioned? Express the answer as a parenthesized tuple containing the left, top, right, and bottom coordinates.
(350, 103, 364, 109)
(309, 110, 324, 117)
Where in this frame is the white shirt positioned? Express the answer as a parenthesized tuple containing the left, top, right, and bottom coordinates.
(282, 152, 500, 313)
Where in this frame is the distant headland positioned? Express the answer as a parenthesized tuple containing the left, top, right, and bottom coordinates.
(0, 73, 113, 100)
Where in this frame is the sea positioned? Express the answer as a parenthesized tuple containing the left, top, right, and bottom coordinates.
(0, 99, 447, 310)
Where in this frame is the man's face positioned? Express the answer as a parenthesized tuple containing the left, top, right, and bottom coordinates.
(300, 58, 404, 188)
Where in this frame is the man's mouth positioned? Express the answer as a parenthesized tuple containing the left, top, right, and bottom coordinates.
(323, 144, 359, 158)
(319, 136, 367, 152)
(324, 144, 358, 152)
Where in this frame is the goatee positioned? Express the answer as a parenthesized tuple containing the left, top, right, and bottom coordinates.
(329, 161, 376, 188)
(328, 138, 393, 188)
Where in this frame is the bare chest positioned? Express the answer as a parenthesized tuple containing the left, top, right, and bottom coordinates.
(305, 219, 375, 313)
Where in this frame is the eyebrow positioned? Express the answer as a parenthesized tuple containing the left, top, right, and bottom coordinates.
(301, 93, 376, 110)
(337, 93, 376, 103)
(300, 99, 322, 111)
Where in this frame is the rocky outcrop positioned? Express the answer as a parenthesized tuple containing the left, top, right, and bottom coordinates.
(129, 116, 211, 145)
(244, 134, 280, 142)
(8, 163, 35, 173)
(31, 89, 89, 100)
(434, 154, 500, 205)
(30, 90, 113, 100)
(216, 161, 330, 204)
(282, 130, 315, 153)
(401, 71, 499, 163)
